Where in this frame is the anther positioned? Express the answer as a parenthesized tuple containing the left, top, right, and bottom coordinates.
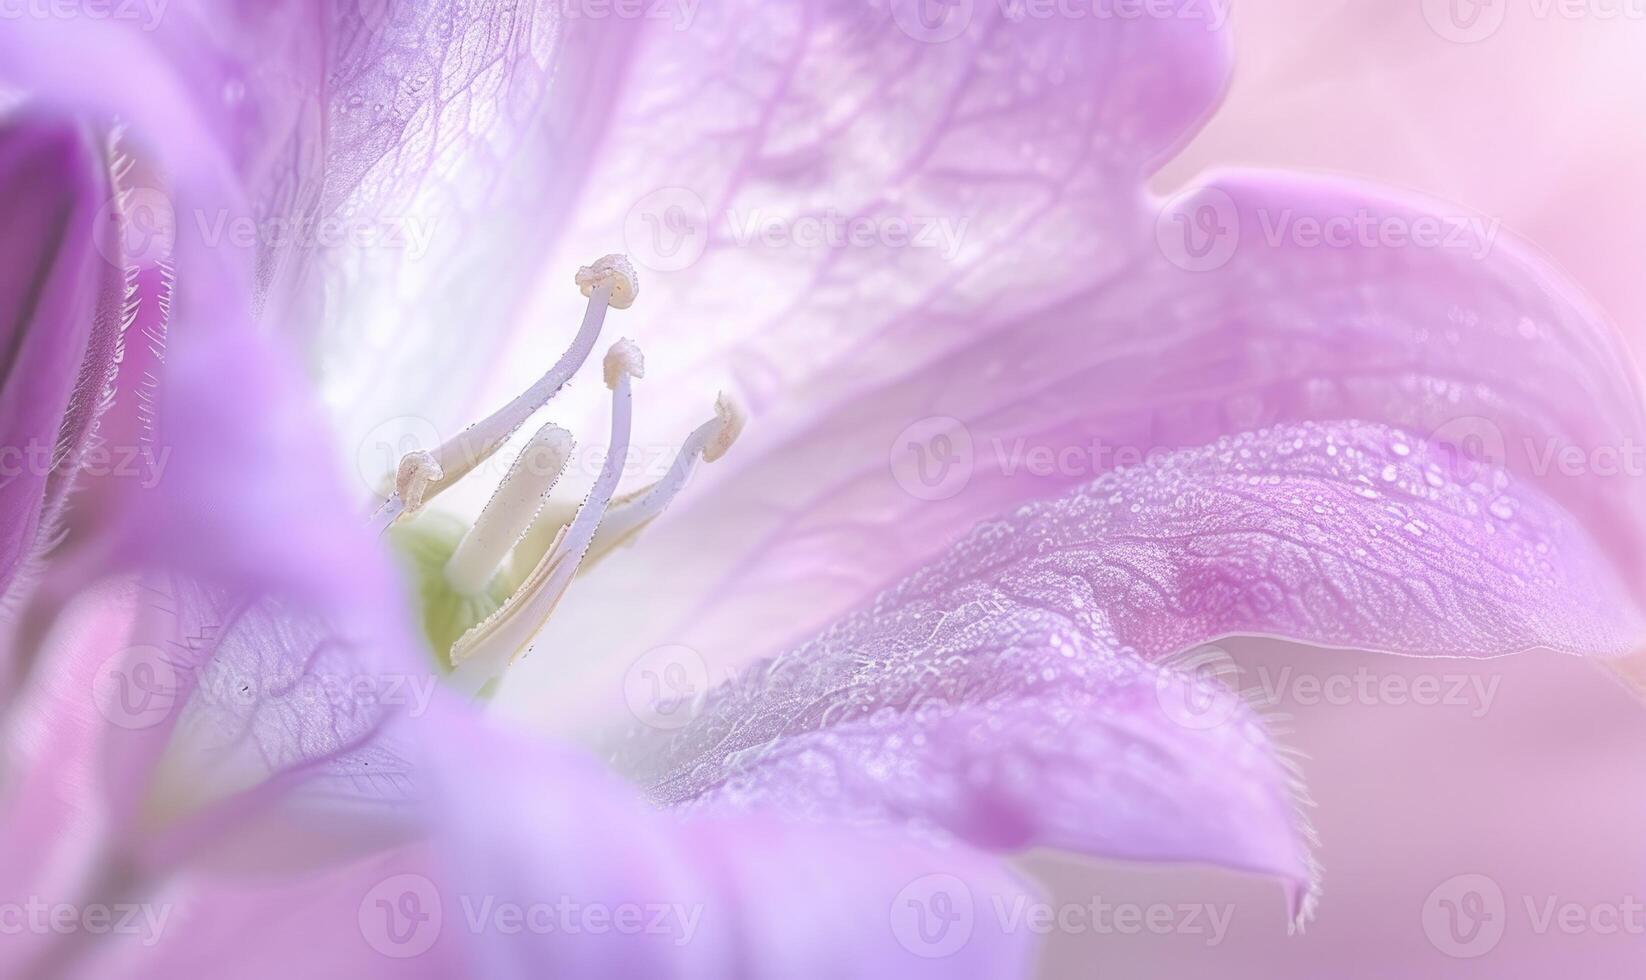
(585, 392, 745, 563)
(371, 255, 636, 529)
(443, 423, 573, 597)
(448, 339, 644, 691)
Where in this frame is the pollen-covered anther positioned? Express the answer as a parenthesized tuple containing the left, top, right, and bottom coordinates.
(603, 337, 645, 389)
(443, 423, 574, 597)
(447, 344, 641, 690)
(575, 254, 639, 310)
(383, 259, 628, 526)
(702, 391, 746, 463)
(394, 450, 444, 515)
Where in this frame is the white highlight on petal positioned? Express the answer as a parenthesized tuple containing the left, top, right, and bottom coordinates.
(449, 341, 642, 692)
(443, 423, 573, 597)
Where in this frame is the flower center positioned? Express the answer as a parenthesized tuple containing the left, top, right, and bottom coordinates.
(375, 255, 743, 697)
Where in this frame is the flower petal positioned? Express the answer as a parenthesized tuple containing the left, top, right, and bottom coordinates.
(428, 723, 1037, 977)
(0, 5, 640, 453)
(0, 111, 122, 604)
(501, 0, 1238, 712)
(573, 171, 1646, 680)
(0, 238, 1034, 978)
(288, 3, 643, 443)
(616, 422, 1644, 921)
(504, 0, 1231, 429)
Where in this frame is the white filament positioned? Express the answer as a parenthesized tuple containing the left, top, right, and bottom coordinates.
(587, 393, 744, 560)
(447, 340, 644, 693)
(443, 423, 573, 597)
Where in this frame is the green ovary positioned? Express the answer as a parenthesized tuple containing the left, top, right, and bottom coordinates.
(388, 512, 511, 669)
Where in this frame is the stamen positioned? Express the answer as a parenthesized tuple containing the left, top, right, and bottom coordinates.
(367, 450, 441, 533)
(442, 423, 573, 597)
(396, 450, 443, 513)
(447, 340, 645, 693)
(373, 254, 638, 528)
(585, 392, 745, 564)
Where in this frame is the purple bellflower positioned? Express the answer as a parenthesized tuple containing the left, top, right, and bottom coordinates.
(0, 3, 1642, 978)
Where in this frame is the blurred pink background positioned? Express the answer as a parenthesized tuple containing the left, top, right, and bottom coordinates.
(1047, 3, 1646, 976)
(1158, 0, 1646, 362)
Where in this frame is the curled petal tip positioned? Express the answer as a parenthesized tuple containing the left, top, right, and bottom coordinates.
(576, 254, 639, 309)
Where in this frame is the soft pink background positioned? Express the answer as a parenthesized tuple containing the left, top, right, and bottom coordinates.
(1045, 4, 1646, 977)
(1157, 1, 1646, 362)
